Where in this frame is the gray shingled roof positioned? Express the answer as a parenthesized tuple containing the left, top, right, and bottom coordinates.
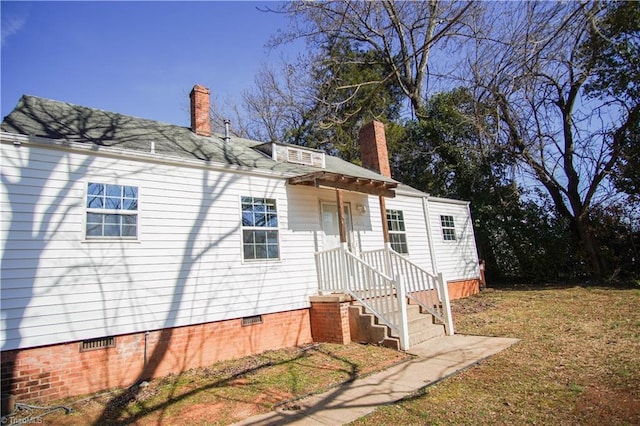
(1, 95, 398, 184)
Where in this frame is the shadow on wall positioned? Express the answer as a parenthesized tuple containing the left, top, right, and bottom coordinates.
(0, 94, 255, 407)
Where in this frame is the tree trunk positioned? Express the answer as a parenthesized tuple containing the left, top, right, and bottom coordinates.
(573, 215, 605, 280)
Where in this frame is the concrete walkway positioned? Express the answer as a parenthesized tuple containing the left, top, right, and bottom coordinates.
(232, 334, 519, 426)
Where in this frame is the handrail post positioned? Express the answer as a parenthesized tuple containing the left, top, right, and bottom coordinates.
(340, 245, 349, 293)
(396, 274, 410, 351)
(315, 252, 323, 293)
(384, 243, 393, 276)
(438, 272, 455, 335)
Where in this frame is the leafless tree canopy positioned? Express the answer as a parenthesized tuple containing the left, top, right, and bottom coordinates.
(270, 0, 475, 117)
(466, 1, 639, 277)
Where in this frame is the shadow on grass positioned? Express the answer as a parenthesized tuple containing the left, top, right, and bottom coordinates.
(485, 279, 640, 291)
(96, 344, 362, 425)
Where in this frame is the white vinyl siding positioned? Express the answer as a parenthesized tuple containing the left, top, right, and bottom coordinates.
(0, 142, 317, 351)
(0, 137, 481, 352)
(384, 196, 434, 273)
(427, 198, 480, 281)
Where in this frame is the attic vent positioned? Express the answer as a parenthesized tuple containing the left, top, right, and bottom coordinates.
(242, 315, 263, 326)
(80, 336, 115, 352)
(286, 147, 325, 168)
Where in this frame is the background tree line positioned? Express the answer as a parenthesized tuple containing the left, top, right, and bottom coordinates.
(220, 0, 639, 284)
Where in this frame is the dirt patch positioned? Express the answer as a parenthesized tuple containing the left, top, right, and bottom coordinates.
(575, 385, 640, 424)
(450, 292, 499, 315)
(175, 402, 256, 426)
(27, 343, 410, 425)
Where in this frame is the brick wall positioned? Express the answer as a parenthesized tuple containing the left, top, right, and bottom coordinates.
(1, 309, 311, 403)
(309, 295, 352, 344)
(406, 279, 481, 308)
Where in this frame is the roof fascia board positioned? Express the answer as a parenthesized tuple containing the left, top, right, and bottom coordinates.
(394, 185, 430, 198)
(426, 195, 471, 206)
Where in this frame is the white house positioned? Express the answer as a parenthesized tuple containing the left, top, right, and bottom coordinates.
(0, 85, 480, 403)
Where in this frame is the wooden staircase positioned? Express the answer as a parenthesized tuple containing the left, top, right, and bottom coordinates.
(348, 298, 446, 350)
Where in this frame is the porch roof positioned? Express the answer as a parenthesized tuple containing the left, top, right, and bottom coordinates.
(287, 171, 397, 197)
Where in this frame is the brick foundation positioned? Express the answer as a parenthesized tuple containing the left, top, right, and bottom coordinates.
(309, 295, 353, 344)
(406, 278, 481, 305)
(447, 278, 481, 300)
(1, 309, 311, 403)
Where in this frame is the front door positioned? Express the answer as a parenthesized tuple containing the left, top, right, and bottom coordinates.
(321, 202, 354, 251)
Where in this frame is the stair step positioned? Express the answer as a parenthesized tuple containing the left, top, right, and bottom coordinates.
(409, 323, 446, 345)
(350, 302, 445, 349)
(389, 314, 445, 343)
(348, 305, 394, 346)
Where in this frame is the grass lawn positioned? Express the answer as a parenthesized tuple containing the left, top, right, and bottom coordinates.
(31, 342, 410, 425)
(352, 285, 640, 425)
(15, 285, 640, 425)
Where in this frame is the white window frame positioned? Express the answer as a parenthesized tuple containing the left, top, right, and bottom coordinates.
(440, 215, 457, 241)
(386, 209, 409, 254)
(241, 196, 280, 261)
(85, 182, 138, 240)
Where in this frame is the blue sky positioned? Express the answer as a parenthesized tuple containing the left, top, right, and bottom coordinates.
(1, 1, 297, 127)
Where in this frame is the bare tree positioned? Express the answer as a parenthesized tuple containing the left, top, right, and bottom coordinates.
(467, 1, 640, 279)
(241, 61, 317, 143)
(270, 0, 475, 118)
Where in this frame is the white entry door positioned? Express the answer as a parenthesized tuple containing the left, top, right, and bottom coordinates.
(321, 202, 354, 251)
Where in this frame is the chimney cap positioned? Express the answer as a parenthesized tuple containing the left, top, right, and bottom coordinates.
(191, 84, 210, 94)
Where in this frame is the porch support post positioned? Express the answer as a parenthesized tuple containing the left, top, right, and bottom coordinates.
(336, 189, 347, 248)
(379, 196, 390, 247)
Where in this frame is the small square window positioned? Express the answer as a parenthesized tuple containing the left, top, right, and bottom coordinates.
(440, 215, 456, 241)
(86, 183, 138, 239)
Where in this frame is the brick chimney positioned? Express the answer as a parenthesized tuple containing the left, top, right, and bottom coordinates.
(190, 84, 211, 137)
(358, 121, 391, 178)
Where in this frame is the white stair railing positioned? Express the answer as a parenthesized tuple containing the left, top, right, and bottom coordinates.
(315, 248, 410, 350)
(361, 248, 454, 335)
(315, 247, 347, 293)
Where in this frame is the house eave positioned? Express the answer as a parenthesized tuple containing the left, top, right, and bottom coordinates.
(288, 171, 397, 198)
(0, 131, 298, 180)
(427, 195, 471, 206)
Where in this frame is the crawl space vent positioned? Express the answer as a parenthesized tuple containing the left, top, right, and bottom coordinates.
(242, 315, 263, 326)
(80, 336, 116, 352)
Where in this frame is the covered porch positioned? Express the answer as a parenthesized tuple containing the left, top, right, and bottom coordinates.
(288, 171, 454, 351)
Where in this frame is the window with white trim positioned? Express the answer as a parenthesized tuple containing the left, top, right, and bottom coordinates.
(241, 196, 280, 260)
(440, 215, 456, 241)
(386, 209, 408, 254)
(86, 183, 138, 239)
